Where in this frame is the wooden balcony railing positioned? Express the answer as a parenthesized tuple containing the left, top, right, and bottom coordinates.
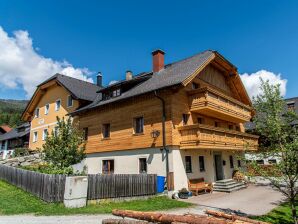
(177, 124, 258, 150)
(188, 87, 252, 122)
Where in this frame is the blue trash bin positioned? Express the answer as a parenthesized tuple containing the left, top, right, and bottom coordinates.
(156, 176, 165, 193)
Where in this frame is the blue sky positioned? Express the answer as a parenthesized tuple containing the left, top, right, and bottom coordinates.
(0, 0, 297, 99)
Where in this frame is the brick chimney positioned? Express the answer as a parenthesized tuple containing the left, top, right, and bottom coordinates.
(152, 49, 165, 73)
(126, 70, 133, 80)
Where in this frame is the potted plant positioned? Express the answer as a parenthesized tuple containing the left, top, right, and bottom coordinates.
(178, 188, 189, 199)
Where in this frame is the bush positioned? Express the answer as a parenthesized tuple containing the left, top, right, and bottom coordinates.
(22, 163, 74, 175)
(12, 148, 30, 157)
(42, 117, 86, 169)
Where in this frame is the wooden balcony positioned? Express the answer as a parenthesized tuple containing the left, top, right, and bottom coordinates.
(177, 124, 258, 151)
(188, 87, 252, 122)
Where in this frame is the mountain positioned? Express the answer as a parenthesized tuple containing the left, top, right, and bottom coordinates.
(0, 99, 28, 128)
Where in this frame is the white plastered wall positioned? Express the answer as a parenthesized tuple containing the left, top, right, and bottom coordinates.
(84, 147, 174, 177)
(175, 149, 244, 190)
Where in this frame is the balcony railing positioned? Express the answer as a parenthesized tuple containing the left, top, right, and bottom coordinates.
(188, 87, 252, 122)
(177, 124, 258, 150)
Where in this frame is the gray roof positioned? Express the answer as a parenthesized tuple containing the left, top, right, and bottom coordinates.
(72, 50, 215, 115)
(0, 123, 30, 141)
(245, 97, 298, 130)
(39, 74, 101, 102)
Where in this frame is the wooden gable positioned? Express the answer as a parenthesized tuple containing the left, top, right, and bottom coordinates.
(183, 52, 251, 106)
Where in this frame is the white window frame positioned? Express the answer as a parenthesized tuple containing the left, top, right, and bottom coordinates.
(35, 108, 40, 118)
(45, 104, 49, 115)
(55, 99, 61, 111)
(42, 129, 48, 141)
(33, 131, 38, 142)
(67, 95, 73, 107)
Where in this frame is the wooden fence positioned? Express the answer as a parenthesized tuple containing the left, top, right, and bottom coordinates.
(0, 164, 66, 202)
(87, 174, 157, 200)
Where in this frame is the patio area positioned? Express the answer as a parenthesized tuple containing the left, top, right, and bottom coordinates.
(176, 184, 286, 216)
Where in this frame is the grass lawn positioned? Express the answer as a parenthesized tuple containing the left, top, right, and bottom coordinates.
(253, 199, 297, 224)
(0, 180, 192, 215)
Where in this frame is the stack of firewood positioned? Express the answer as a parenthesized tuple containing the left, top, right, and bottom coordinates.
(102, 209, 270, 224)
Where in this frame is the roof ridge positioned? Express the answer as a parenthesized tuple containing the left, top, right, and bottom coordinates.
(164, 50, 214, 68)
(57, 73, 97, 86)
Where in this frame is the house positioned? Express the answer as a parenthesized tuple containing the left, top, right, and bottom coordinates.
(22, 74, 102, 150)
(68, 49, 259, 190)
(245, 96, 298, 165)
(0, 123, 30, 159)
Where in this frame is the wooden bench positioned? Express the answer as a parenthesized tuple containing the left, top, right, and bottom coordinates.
(188, 178, 213, 195)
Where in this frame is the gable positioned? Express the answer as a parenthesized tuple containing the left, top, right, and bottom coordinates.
(22, 81, 75, 121)
(198, 64, 233, 96)
(183, 52, 251, 106)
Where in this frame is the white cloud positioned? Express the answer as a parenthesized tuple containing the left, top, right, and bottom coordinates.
(0, 26, 93, 98)
(240, 70, 287, 99)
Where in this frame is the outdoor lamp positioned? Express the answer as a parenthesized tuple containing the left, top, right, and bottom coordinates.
(151, 130, 160, 138)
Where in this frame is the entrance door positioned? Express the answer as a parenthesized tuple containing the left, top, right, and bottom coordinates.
(214, 154, 224, 180)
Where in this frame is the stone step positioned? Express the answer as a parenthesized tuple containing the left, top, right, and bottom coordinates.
(213, 179, 247, 193)
(214, 181, 245, 187)
(214, 182, 244, 189)
(213, 185, 247, 193)
(215, 179, 234, 184)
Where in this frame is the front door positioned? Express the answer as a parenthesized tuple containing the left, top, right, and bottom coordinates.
(214, 154, 224, 180)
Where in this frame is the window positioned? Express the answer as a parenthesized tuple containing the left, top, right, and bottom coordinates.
(228, 125, 233, 130)
(229, 155, 234, 168)
(185, 156, 192, 173)
(83, 128, 88, 140)
(236, 126, 240, 131)
(133, 117, 144, 134)
(191, 82, 199, 89)
(102, 123, 110, 138)
(237, 160, 241, 167)
(182, 114, 189, 125)
(287, 102, 295, 111)
(42, 129, 48, 141)
(215, 121, 220, 127)
(268, 159, 277, 164)
(139, 158, 147, 173)
(35, 108, 40, 118)
(33, 132, 38, 142)
(102, 160, 114, 174)
(55, 99, 61, 111)
(67, 95, 73, 107)
(199, 156, 205, 172)
(256, 159, 264, 165)
(54, 126, 59, 137)
(45, 104, 49, 115)
(112, 89, 121, 97)
(197, 117, 203, 124)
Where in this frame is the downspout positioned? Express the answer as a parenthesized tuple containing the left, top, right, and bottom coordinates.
(154, 90, 169, 190)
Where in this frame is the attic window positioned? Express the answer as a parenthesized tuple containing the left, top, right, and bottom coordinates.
(67, 95, 73, 107)
(112, 89, 121, 97)
(287, 102, 295, 111)
(55, 99, 61, 111)
(192, 82, 200, 90)
(35, 108, 40, 118)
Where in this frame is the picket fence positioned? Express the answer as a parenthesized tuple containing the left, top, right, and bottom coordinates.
(0, 164, 65, 202)
(0, 165, 157, 202)
(87, 174, 157, 200)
